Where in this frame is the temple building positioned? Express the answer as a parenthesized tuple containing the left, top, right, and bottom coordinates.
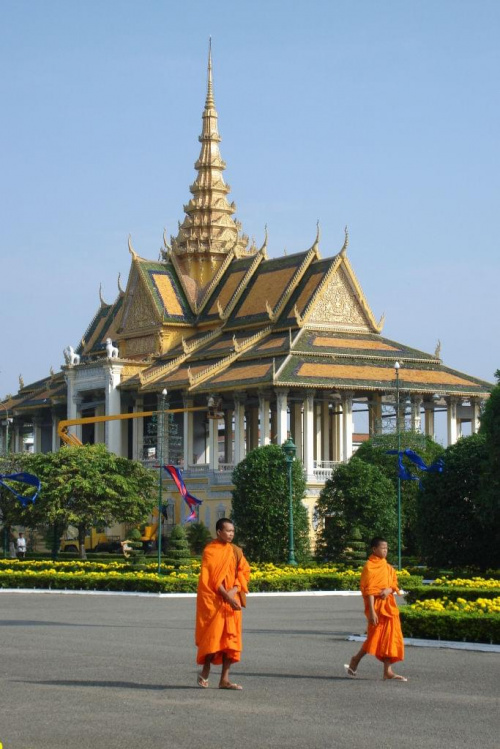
(0, 48, 491, 534)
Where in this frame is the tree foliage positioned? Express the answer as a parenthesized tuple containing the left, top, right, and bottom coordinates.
(231, 444, 310, 563)
(417, 434, 497, 569)
(354, 433, 444, 554)
(0, 454, 35, 543)
(186, 521, 212, 554)
(19, 445, 156, 557)
(315, 457, 397, 562)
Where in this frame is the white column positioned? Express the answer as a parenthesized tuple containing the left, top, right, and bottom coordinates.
(32, 417, 42, 453)
(321, 396, 330, 463)
(341, 392, 354, 461)
(208, 416, 218, 470)
(132, 398, 144, 461)
(411, 395, 423, 432)
(94, 404, 105, 445)
(234, 394, 246, 464)
(258, 392, 271, 446)
(291, 401, 303, 463)
(275, 388, 289, 446)
(104, 363, 123, 455)
(13, 422, 22, 453)
(51, 414, 60, 452)
(224, 409, 233, 463)
(183, 396, 194, 467)
(314, 401, 321, 461)
(447, 397, 459, 446)
(369, 393, 382, 436)
(470, 398, 482, 434)
(247, 405, 258, 451)
(65, 369, 82, 443)
(332, 397, 343, 462)
(424, 402, 435, 438)
(303, 392, 315, 478)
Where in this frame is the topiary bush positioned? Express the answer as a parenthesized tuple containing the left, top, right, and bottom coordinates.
(163, 524, 192, 568)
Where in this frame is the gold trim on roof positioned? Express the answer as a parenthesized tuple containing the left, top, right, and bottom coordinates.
(188, 326, 272, 390)
(297, 362, 476, 387)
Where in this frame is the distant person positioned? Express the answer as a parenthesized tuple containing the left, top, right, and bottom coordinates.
(345, 537, 407, 681)
(9, 536, 17, 558)
(195, 518, 250, 690)
(16, 532, 27, 560)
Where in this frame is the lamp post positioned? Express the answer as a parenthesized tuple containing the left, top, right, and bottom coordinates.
(0, 404, 10, 456)
(157, 388, 167, 575)
(0, 404, 10, 558)
(394, 362, 402, 571)
(282, 436, 297, 566)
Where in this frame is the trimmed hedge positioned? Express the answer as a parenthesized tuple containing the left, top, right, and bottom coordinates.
(405, 586, 500, 603)
(0, 568, 423, 594)
(400, 607, 500, 644)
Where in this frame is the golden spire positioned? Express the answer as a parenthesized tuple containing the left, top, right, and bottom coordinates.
(171, 40, 251, 268)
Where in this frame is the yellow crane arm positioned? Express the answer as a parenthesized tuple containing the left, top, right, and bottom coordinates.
(57, 406, 208, 447)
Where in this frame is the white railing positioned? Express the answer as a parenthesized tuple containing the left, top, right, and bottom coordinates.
(313, 460, 340, 481)
(217, 463, 235, 472)
(186, 463, 209, 473)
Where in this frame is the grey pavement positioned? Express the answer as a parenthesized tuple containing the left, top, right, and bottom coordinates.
(0, 592, 498, 749)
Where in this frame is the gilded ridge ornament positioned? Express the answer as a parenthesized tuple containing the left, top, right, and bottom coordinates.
(340, 226, 349, 256)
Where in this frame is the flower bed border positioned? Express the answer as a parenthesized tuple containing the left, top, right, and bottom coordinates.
(400, 607, 500, 644)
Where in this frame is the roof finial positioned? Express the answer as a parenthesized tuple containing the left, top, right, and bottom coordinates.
(128, 234, 138, 259)
(99, 283, 107, 308)
(340, 225, 349, 256)
(206, 37, 214, 108)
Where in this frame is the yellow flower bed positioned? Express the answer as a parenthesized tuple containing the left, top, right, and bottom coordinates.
(410, 597, 500, 615)
(434, 576, 499, 588)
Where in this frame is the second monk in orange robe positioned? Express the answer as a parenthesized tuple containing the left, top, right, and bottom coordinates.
(195, 517, 250, 690)
(345, 537, 407, 681)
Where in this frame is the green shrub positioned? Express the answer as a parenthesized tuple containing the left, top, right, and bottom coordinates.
(163, 525, 192, 568)
(400, 608, 500, 644)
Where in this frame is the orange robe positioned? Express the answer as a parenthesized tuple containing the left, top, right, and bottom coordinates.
(195, 540, 250, 666)
(360, 554, 404, 664)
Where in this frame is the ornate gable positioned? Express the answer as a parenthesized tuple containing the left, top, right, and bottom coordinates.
(305, 265, 371, 331)
(119, 266, 161, 335)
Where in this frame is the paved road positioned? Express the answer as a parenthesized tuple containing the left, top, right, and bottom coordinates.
(0, 592, 498, 749)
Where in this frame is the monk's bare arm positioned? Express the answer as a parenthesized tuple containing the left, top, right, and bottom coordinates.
(378, 587, 394, 599)
(217, 584, 241, 610)
(367, 594, 378, 625)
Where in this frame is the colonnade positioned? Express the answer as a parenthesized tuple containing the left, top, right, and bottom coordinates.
(1, 386, 483, 473)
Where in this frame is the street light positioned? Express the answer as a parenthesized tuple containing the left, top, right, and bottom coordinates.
(0, 404, 10, 455)
(157, 388, 168, 574)
(394, 362, 402, 571)
(282, 436, 298, 566)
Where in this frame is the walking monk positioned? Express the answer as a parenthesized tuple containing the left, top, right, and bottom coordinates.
(345, 537, 407, 681)
(195, 518, 250, 690)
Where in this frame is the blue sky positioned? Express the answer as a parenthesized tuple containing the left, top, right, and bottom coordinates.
(1, 1, 498, 416)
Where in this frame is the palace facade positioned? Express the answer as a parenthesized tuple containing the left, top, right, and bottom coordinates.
(1, 48, 491, 534)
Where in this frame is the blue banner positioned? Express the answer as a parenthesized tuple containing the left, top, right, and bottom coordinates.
(386, 449, 444, 486)
(0, 472, 41, 505)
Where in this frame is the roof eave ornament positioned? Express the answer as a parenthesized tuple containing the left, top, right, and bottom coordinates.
(259, 225, 268, 258)
(99, 283, 108, 308)
(117, 272, 124, 295)
(339, 225, 349, 257)
(266, 299, 277, 322)
(311, 220, 321, 258)
(294, 304, 303, 327)
(128, 234, 138, 260)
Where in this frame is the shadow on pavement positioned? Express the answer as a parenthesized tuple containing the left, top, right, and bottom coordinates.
(12, 679, 198, 690)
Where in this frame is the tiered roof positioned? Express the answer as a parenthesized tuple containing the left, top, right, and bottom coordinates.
(2, 44, 492, 420)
